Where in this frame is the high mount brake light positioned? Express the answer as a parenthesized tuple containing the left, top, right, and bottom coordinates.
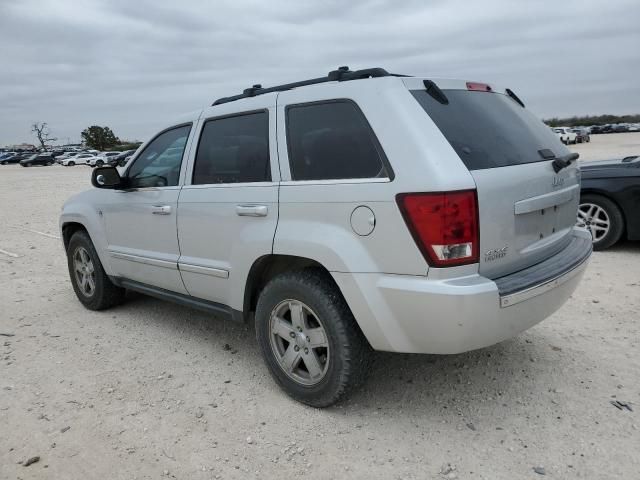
(396, 190, 479, 267)
(466, 82, 492, 92)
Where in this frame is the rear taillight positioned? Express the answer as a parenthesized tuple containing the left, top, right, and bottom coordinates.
(396, 190, 479, 267)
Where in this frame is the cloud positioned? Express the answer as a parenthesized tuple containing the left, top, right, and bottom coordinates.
(1, 0, 638, 145)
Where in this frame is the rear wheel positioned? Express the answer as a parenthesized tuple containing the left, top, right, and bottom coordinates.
(68, 161, 75, 166)
(66, 231, 125, 310)
(1, 161, 6, 165)
(255, 269, 371, 407)
(577, 194, 624, 250)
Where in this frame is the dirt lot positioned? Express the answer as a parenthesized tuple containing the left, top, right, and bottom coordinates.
(571, 131, 640, 162)
(1, 136, 639, 479)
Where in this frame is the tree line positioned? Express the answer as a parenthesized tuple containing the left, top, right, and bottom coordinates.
(544, 114, 640, 127)
(29, 122, 140, 151)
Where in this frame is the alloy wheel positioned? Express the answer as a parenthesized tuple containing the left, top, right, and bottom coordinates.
(268, 299, 330, 386)
(577, 203, 610, 242)
(73, 247, 96, 297)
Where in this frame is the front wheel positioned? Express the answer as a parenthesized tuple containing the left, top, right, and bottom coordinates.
(66, 231, 126, 310)
(577, 194, 624, 250)
(255, 270, 371, 407)
(68, 161, 75, 166)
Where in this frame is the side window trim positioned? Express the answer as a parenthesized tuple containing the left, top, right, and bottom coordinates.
(284, 98, 394, 182)
(124, 122, 193, 188)
(191, 109, 271, 186)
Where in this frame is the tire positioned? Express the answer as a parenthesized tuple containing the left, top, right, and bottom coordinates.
(1, 161, 6, 165)
(68, 161, 75, 166)
(578, 194, 624, 251)
(47, 161, 53, 166)
(66, 230, 126, 310)
(96, 160, 104, 167)
(255, 269, 372, 407)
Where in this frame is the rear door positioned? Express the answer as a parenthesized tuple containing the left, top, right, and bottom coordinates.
(410, 81, 580, 278)
(177, 96, 279, 308)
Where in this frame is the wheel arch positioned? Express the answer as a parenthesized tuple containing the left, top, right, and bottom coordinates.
(61, 221, 89, 251)
(242, 254, 334, 322)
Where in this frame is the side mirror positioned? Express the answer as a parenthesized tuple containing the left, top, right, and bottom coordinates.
(91, 166, 123, 189)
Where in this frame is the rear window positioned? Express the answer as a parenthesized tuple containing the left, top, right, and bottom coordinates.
(412, 89, 568, 170)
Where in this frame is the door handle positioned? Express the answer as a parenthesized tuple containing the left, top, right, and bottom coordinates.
(151, 205, 172, 215)
(236, 204, 268, 217)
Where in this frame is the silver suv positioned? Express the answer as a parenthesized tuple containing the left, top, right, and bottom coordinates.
(60, 67, 592, 406)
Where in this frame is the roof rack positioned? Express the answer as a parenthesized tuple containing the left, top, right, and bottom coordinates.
(212, 66, 398, 106)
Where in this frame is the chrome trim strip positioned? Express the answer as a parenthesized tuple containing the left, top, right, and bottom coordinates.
(178, 263, 229, 279)
(514, 184, 579, 215)
(279, 178, 390, 186)
(499, 256, 588, 308)
(108, 251, 177, 270)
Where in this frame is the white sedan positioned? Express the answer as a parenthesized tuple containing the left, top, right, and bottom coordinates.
(60, 153, 94, 166)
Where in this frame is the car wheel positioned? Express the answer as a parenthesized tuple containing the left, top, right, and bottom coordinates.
(255, 269, 372, 407)
(47, 161, 53, 166)
(577, 194, 624, 250)
(66, 230, 126, 310)
(24, 163, 31, 167)
(68, 161, 75, 166)
(1, 161, 7, 165)
(96, 160, 104, 167)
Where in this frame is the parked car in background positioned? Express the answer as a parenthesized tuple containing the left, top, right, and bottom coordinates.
(108, 149, 136, 167)
(578, 156, 640, 250)
(98, 152, 121, 165)
(59, 155, 84, 166)
(612, 124, 629, 133)
(571, 128, 590, 143)
(553, 127, 577, 144)
(56, 152, 81, 164)
(72, 153, 97, 166)
(60, 67, 591, 406)
(1, 152, 21, 164)
(628, 124, 640, 132)
(20, 153, 56, 167)
(86, 154, 110, 167)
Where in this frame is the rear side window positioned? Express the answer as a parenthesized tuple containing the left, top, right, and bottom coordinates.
(193, 112, 270, 185)
(286, 100, 389, 181)
(412, 89, 569, 170)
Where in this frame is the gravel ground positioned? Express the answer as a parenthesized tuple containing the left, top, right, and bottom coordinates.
(1, 137, 639, 479)
(571, 131, 640, 162)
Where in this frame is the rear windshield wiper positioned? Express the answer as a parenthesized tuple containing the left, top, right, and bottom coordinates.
(551, 152, 579, 173)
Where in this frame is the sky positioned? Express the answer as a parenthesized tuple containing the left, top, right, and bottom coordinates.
(1, 0, 639, 146)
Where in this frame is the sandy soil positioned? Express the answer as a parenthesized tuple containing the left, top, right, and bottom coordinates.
(570, 131, 640, 162)
(1, 140, 639, 479)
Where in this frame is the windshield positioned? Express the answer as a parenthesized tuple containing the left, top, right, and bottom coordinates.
(412, 89, 569, 170)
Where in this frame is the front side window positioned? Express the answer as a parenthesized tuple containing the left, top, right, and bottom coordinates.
(127, 125, 191, 188)
(192, 112, 270, 185)
(286, 100, 388, 181)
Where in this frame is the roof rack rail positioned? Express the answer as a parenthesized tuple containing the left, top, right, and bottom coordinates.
(212, 66, 396, 106)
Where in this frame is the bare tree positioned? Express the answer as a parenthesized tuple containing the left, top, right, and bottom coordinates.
(31, 122, 58, 150)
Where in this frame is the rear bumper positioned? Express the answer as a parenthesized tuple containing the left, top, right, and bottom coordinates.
(333, 227, 592, 354)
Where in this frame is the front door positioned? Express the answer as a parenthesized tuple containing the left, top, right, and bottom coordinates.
(177, 99, 279, 310)
(101, 124, 194, 293)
